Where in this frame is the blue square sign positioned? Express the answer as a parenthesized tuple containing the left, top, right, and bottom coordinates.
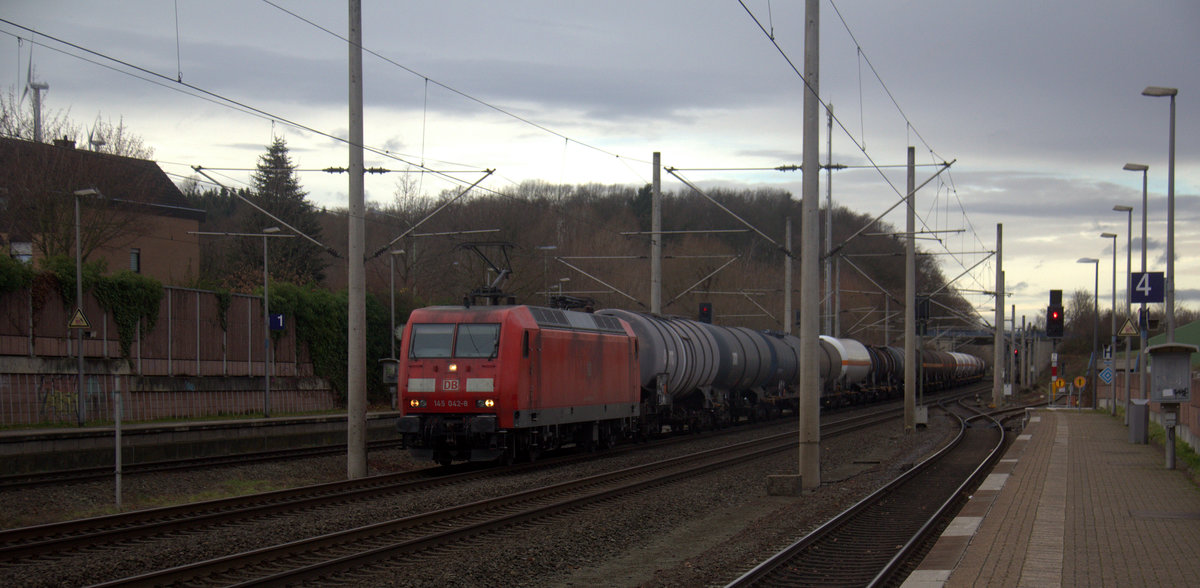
(269, 313, 286, 331)
(1130, 272, 1164, 304)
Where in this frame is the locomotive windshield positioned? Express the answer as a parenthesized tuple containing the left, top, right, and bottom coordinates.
(409, 323, 501, 359)
(455, 324, 501, 358)
(410, 324, 454, 358)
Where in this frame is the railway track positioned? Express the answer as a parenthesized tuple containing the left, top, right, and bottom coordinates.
(0, 439, 407, 490)
(95, 408, 907, 587)
(726, 393, 1021, 587)
(0, 403, 910, 586)
(0, 407, 804, 559)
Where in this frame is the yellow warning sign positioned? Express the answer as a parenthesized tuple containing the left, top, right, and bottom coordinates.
(1118, 318, 1138, 337)
(1074, 376, 1087, 389)
(68, 308, 91, 329)
(1053, 378, 1066, 390)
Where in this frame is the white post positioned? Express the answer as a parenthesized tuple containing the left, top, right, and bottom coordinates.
(904, 146, 916, 429)
(797, 0, 821, 489)
(651, 152, 663, 315)
(114, 377, 122, 510)
(993, 224, 1004, 407)
(346, 0, 368, 479)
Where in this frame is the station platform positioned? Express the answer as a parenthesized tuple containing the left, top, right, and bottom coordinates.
(905, 408, 1200, 587)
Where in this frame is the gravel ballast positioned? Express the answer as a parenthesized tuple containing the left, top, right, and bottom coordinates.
(0, 408, 960, 587)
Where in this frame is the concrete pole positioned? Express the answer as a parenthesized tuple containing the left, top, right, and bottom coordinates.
(1166, 93, 1175, 342)
(797, 0, 821, 489)
(651, 152, 663, 315)
(834, 255, 841, 337)
(1110, 236, 1117, 415)
(823, 105, 833, 336)
(904, 146, 916, 431)
(263, 235, 271, 418)
(1139, 169, 1148, 405)
(993, 224, 1004, 407)
(1124, 209, 1132, 423)
(346, 0, 368, 479)
(1010, 303, 1016, 395)
(1021, 316, 1028, 390)
(1092, 268, 1099, 409)
(75, 194, 85, 427)
(784, 217, 793, 335)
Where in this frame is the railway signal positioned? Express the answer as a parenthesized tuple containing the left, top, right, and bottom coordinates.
(1047, 305, 1064, 338)
(698, 302, 713, 323)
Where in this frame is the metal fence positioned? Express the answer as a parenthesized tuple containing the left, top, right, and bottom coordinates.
(0, 283, 337, 426)
(0, 286, 311, 377)
(0, 372, 338, 426)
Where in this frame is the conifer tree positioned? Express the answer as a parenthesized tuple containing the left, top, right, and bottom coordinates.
(244, 137, 328, 285)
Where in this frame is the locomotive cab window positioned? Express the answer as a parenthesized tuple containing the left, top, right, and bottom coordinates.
(409, 324, 455, 358)
(455, 324, 501, 358)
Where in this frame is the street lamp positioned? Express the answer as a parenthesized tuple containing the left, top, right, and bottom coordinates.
(1142, 85, 1177, 341)
(1123, 163, 1149, 408)
(389, 249, 405, 359)
(261, 227, 281, 417)
(72, 188, 102, 426)
(1078, 257, 1099, 408)
(1101, 232, 1118, 415)
(1113, 204, 1134, 421)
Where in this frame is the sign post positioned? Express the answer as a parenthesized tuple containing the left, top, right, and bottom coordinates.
(1130, 272, 1165, 304)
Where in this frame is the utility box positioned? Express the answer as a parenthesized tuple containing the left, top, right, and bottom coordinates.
(1147, 343, 1197, 404)
(380, 358, 400, 385)
(1129, 399, 1149, 444)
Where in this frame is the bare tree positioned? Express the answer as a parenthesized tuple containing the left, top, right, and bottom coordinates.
(0, 86, 153, 159)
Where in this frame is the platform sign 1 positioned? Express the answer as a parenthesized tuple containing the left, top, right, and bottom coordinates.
(1130, 272, 1165, 304)
(269, 313, 286, 331)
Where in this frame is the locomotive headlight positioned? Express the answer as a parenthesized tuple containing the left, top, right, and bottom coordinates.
(476, 398, 495, 408)
(448, 363, 458, 372)
(409, 399, 426, 408)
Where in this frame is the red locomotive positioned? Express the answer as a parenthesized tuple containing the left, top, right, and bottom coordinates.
(397, 304, 987, 465)
(395, 305, 640, 465)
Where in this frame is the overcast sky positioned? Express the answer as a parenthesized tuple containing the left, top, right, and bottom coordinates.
(3, 1, 1197, 328)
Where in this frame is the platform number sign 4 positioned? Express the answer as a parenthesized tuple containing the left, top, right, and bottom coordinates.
(1130, 272, 1164, 304)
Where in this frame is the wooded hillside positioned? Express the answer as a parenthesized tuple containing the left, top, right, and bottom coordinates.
(188, 179, 980, 346)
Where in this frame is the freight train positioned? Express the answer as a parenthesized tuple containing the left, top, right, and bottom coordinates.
(395, 305, 986, 465)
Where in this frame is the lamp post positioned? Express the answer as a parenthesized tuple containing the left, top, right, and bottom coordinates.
(1101, 232, 1118, 415)
(1123, 163, 1150, 409)
(388, 249, 405, 359)
(1078, 257, 1099, 408)
(1113, 204, 1133, 422)
(261, 227, 281, 417)
(1142, 86, 1177, 341)
(72, 188, 102, 426)
(190, 229, 293, 418)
